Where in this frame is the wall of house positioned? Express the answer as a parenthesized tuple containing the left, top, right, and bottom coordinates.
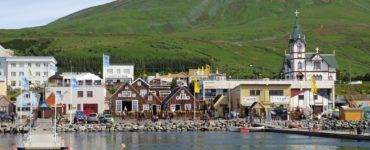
(290, 89, 332, 113)
(0, 80, 7, 96)
(46, 85, 106, 114)
(5, 58, 57, 88)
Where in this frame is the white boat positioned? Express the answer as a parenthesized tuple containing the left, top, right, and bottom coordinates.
(228, 126, 240, 132)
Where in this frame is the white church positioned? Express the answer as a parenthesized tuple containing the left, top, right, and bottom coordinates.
(283, 11, 338, 114)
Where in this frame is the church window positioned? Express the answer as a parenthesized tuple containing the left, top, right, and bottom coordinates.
(298, 62, 302, 69)
(314, 61, 321, 70)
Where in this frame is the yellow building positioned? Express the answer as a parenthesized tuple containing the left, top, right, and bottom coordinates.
(230, 81, 291, 117)
(0, 79, 7, 96)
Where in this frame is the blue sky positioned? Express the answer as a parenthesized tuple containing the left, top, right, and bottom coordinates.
(0, 0, 113, 29)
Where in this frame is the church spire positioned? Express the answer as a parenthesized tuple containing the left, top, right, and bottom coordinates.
(291, 10, 303, 42)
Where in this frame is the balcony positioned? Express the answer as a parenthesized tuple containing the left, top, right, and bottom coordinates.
(270, 96, 289, 104)
(241, 96, 259, 106)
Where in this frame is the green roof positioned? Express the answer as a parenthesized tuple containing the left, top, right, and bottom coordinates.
(291, 16, 302, 41)
(284, 53, 339, 69)
(306, 53, 339, 69)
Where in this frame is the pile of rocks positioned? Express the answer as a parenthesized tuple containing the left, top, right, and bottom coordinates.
(56, 119, 248, 132)
(321, 119, 367, 130)
(0, 124, 30, 133)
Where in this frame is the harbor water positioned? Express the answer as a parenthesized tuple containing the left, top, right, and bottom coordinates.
(1, 132, 369, 150)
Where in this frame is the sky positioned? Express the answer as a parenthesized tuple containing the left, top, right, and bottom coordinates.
(0, 0, 113, 29)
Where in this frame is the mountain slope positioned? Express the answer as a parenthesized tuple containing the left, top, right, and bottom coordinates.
(0, 0, 369, 78)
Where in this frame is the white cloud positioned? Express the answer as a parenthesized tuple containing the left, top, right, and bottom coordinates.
(0, 0, 113, 29)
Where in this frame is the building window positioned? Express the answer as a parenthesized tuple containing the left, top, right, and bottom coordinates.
(117, 69, 120, 74)
(11, 81, 16, 86)
(137, 81, 141, 86)
(314, 61, 321, 70)
(11, 63, 16, 67)
(250, 90, 260, 96)
(44, 72, 48, 76)
(143, 104, 149, 111)
(77, 91, 83, 97)
(148, 95, 153, 101)
(78, 80, 83, 85)
(298, 95, 304, 100)
(159, 91, 171, 97)
(298, 61, 302, 69)
(124, 86, 129, 90)
(176, 90, 190, 100)
(107, 69, 113, 74)
(19, 63, 24, 67)
(313, 94, 318, 100)
(19, 72, 24, 76)
(11, 72, 16, 76)
(116, 100, 122, 112)
(140, 89, 147, 97)
(85, 80, 92, 85)
(28, 63, 32, 67)
(36, 72, 41, 76)
(122, 91, 132, 97)
(123, 69, 130, 74)
(185, 104, 192, 110)
(132, 100, 138, 111)
(269, 90, 284, 96)
(36, 63, 41, 67)
(44, 63, 48, 67)
(87, 91, 93, 97)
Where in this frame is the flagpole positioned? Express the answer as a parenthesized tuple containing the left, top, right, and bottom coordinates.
(69, 63, 73, 124)
(193, 90, 196, 120)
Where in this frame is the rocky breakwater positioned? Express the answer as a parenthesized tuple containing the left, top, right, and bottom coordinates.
(56, 120, 248, 132)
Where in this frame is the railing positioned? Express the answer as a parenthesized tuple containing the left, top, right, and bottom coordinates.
(270, 96, 289, 104)
(241, 96, 259, 106)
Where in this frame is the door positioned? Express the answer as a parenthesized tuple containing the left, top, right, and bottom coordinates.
(122, 101, 132, 112)
(83, 104, 98, 115)
(152, 105, 157, 115)
(313, 105, 323, 115)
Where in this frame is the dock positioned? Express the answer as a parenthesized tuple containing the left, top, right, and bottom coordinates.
(17, 119, 68, 150)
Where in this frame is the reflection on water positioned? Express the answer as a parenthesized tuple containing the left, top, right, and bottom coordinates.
(1, 132, 369, 150)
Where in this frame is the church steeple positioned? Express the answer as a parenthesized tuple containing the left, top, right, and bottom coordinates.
(291, 10, 304, 42)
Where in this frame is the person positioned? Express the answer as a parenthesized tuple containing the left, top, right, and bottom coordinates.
(10, 112, 15, 124)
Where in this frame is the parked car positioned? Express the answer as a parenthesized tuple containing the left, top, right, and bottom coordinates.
(99, 114, 114, 124)
(87, 113, 99, 124)
(0, 111, 12, 121)
(73, 110, 85, 124)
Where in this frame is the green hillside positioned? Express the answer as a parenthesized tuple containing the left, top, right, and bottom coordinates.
(0, 0, 369, 79)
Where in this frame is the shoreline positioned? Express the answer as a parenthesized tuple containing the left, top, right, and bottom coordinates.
(1, 119, 370, 141)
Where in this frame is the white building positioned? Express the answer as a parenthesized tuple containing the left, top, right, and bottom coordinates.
(0, 56, 57, 89)
(282, 11, 337, 114)
(46, 72, 107, 115)
(16, 91, 39, 118)
(103, 64, 134, 85)
(282, 12, 337, 81)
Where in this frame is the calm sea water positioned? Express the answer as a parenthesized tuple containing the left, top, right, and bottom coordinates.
(0, 132, 369, 150)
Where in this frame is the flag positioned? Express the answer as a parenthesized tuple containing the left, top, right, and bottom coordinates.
(193, 78, 200, 94)
(46, 93, 56, 107)
(103, 54, 110, 68)
(71, 76, 79, 91)
(56, 92, 62, 103)
(28, 68, 33, 76)
(310, 75, 318, 94)
(20, 76, 29, 90)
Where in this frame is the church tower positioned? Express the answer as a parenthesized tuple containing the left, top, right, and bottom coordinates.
(289, 10, 306, 80)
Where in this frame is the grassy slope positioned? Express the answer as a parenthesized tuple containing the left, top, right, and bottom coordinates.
(0, 0, 369, 77)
